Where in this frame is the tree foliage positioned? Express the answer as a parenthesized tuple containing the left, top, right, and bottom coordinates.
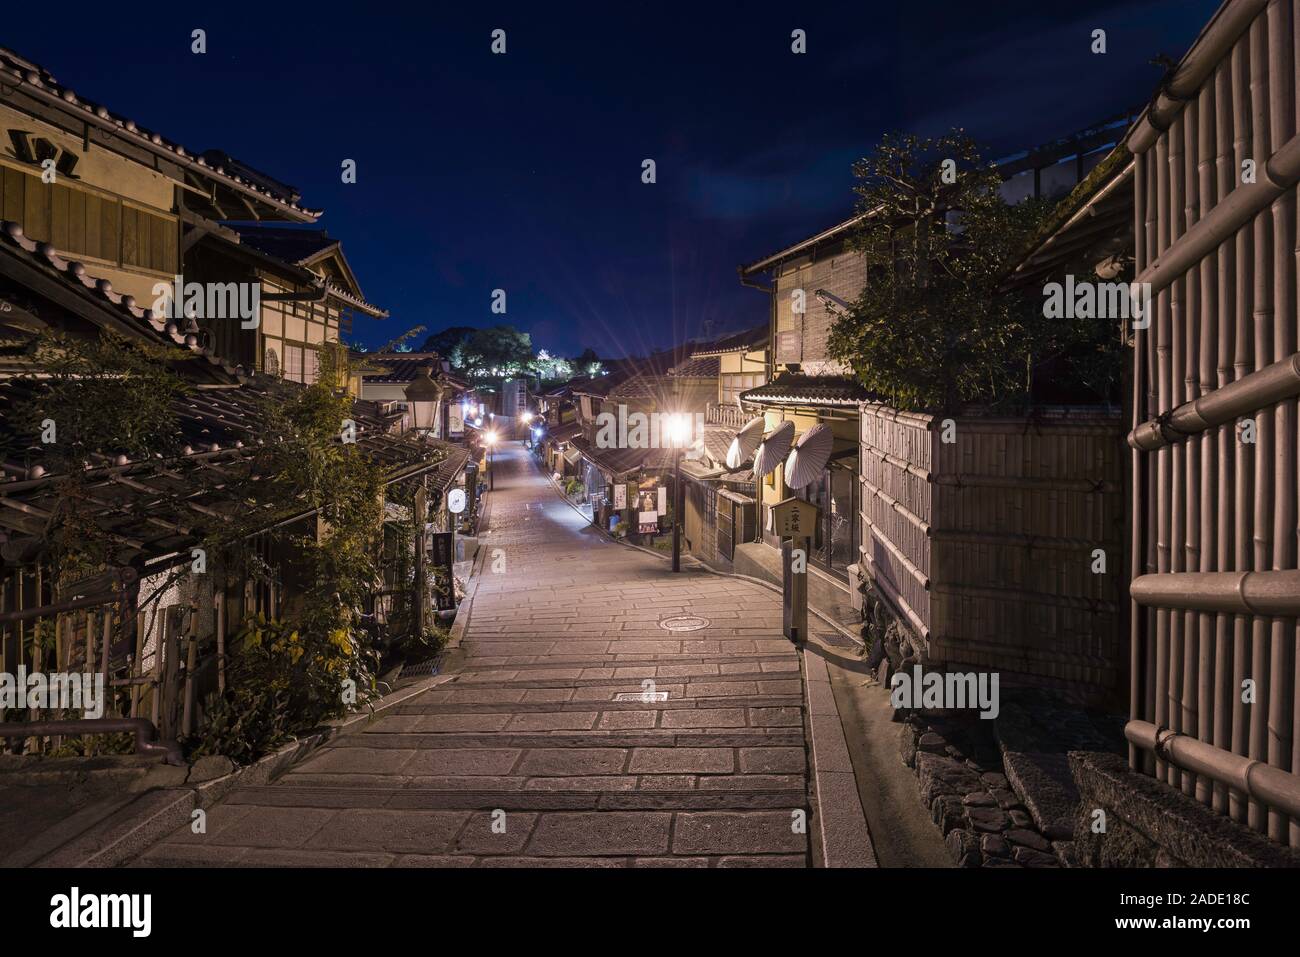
(828, 130, 1118, 412)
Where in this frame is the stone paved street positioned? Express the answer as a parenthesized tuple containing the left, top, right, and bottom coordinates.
(138, 441, 811, 867)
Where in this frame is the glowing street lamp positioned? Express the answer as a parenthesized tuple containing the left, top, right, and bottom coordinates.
(666, 413, 692, 573)
(484, 429, 499, 490)
(403, 365, 443, 435)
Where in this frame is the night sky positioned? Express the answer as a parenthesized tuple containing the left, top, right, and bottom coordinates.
(5, 0, 1219, 359)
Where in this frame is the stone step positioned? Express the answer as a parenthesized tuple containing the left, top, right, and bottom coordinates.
(450, 665, 800, 687)
(224, 784, 809, 811)
(136, 807, 809, 867)
(288, 742, 806, 773)
(391, 695, 805, 715)
(336, 729, 806, 749)
(429, 684, 802, 703)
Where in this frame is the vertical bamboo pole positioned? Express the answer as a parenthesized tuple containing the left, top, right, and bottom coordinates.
(1155, 132, 1173, 785)
(1213, 54, 1237, 815)
(181, 604, 198, 737)
(216, 587, 227, 695)
(1248, 14, 1274, 834)
(1231, 33, 1255, 825)
(1291, 0, 1300, 849)
(1144, 149, 1159, 778)
(1168, 113, 1189, 791)
(1267, 0, 1296, 844)
(150, 609, 165, 730)
(99, 609, 111, 692)
(1131, 148, 1147, 772)
(1181, 105, 1202, 798)
(131, 611, 145, 719)
(1196, 78, 1217, 808)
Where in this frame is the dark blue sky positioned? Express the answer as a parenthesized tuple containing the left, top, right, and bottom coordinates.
(6, 0, 1218, 358)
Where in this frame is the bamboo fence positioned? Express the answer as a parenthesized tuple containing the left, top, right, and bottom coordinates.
(1126, 0, 1300, 847)
(859, 403, 1125, 701)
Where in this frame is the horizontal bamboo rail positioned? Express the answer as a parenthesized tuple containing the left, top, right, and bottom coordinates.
(1127, 720, 1300, 819)
(0, 718, 182, 764)
(1135, 132, 1300, 294)
(1129, 352, 1300, 450)
(1131, 569, 1300, 615)
(1127, 0, 1269, 153)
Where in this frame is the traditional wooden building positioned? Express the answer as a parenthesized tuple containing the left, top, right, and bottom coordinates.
(0, 44, 462, 756)
(186, 225, 388, 383)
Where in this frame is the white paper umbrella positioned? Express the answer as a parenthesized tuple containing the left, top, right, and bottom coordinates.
(726, 416, 767, 469)
(752, 420, 795, 477)
(784, 423, 834, 489)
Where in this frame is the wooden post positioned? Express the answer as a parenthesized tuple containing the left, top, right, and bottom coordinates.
(414, 484, 428, 638)
(215, 588, 227, 695)
(772, 497, 819, 646)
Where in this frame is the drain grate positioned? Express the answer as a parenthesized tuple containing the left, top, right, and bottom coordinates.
(614, 691, 669, 701)
(400, 653, 445, 679)
(817, 630, 860, 649)
(658, 615, 710, 632)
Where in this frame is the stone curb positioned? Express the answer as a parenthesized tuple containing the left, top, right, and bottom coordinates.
(32, 671, 451, 868)
(802, 648, 878, 867)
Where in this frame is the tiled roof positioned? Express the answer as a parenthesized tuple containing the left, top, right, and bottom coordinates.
(740, 373, 871, 407)
(667, 356, 721, 378)
(0, 220, 243, 382)
(428, 446, 471, 494)
(701, 425, 738, 466)
(544, 420, 582, 443)
(0, 47, 319, 221)
(229, 225, 387, 318)
(362, 356, 441, 383)
(570, 435, 675, 478)
(689, 324, 769, 357)
(0, 376, 462, 562)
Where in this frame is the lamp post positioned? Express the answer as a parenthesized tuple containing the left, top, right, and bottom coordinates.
(667, 413, 690, 573)
(403, 364, 443, 436)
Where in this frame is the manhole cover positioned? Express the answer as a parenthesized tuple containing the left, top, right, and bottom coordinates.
(659, 615, 710, 632)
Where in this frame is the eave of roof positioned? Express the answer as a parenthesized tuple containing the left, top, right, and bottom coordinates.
(0, 48, 320, 222)
(1001, 145, 1135, 291)
(739, 374, 870, 408)
(688, 323, 770, 357)
(739, 211, 869, 276)
(0, 220, 244, 383)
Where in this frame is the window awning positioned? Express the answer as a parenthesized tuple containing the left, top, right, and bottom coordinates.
(562, 447, 582, 465)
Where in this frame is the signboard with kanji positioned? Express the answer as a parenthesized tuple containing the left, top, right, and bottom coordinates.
(614, 484, 627, 509)
(771, 496, 820, 539)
